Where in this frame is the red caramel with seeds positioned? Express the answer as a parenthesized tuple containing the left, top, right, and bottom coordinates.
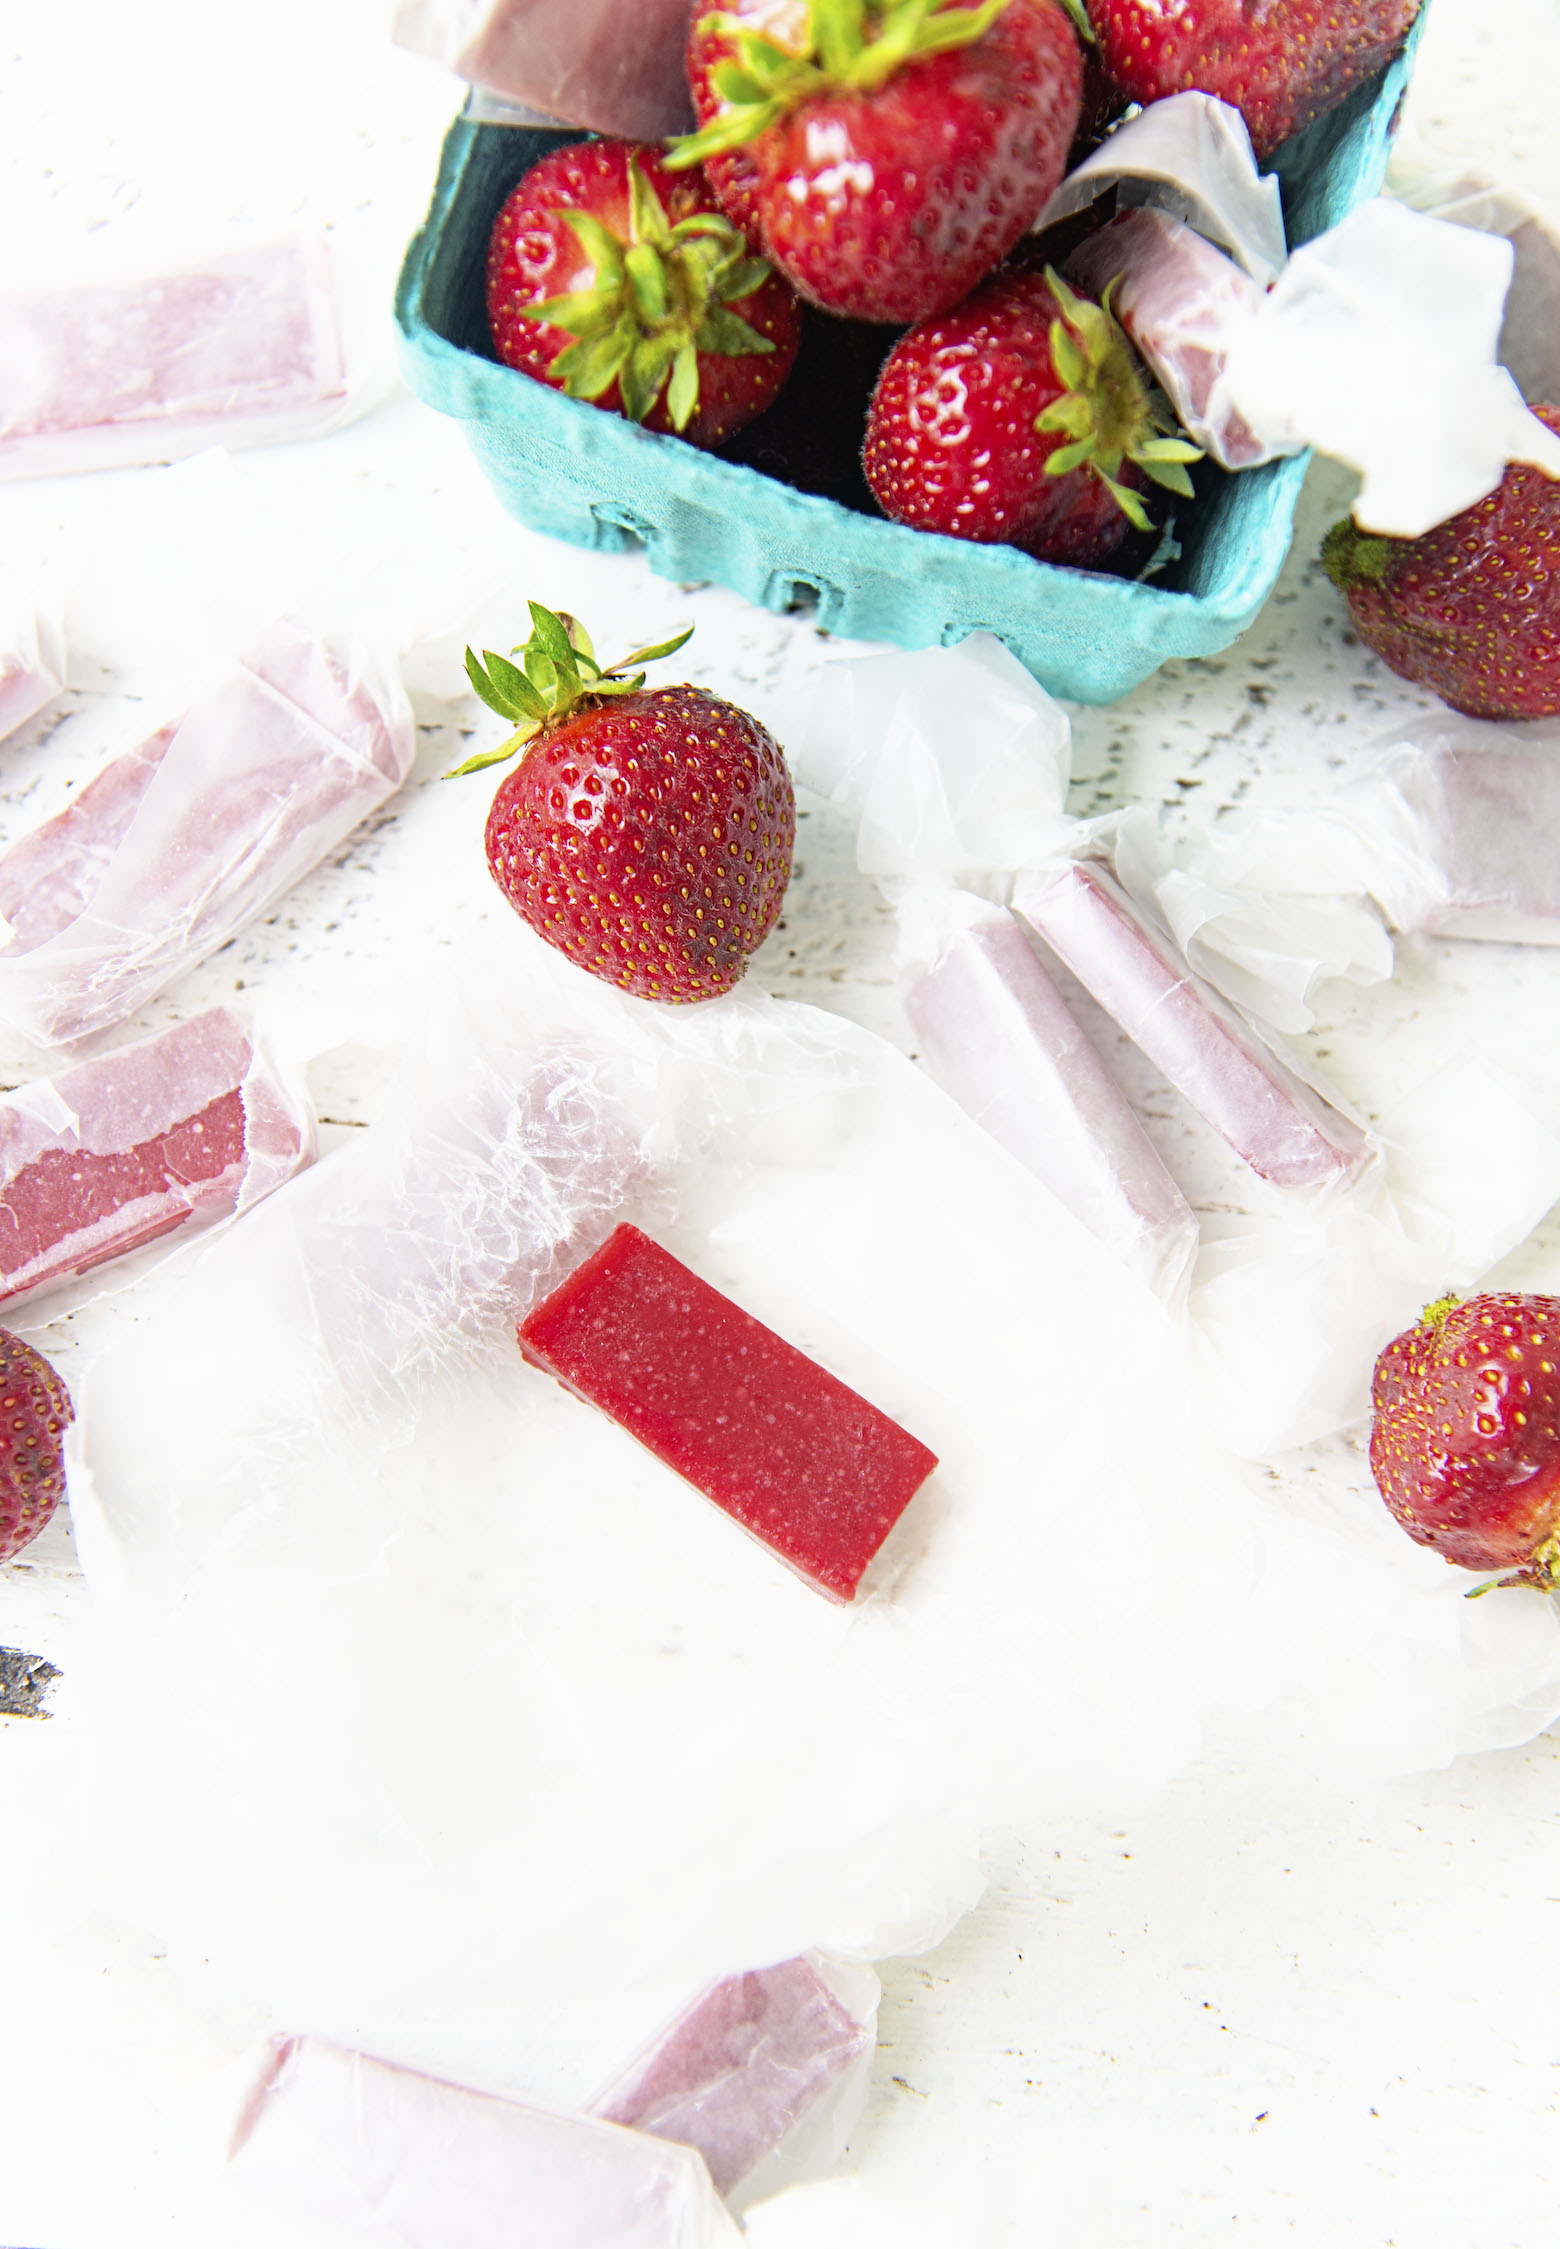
(520, 1224, 937, 1601)
(485, 686, 793, 1003)
(1369, 1290, 1560, 1589)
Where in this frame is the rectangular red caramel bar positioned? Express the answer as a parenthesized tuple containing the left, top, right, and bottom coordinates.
(519, 1225, 936, 1602)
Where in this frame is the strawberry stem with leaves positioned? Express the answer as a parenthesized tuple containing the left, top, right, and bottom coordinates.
(449, 603, 695, 778)
(1036, 267, 1203, 531)
(518, 157, 775, 430)
(668, 0, 1016, 166)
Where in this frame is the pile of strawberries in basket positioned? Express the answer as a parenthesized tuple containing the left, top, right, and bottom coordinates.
(484, 0, 1423, 571)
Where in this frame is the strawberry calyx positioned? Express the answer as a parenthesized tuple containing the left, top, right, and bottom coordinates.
(517, 156, 776, 431)
(1468, 1528, 1560, 1600)
(667, 0, 1016, 167)
(1320, 518, 1397, 591)
(1034, 268, 1203, 532)
(1417, 1290, 1460, 1337)
(449, 603, 694, 778)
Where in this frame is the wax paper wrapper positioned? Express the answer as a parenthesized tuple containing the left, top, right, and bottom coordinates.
(1133, 713, 1560, 958)
(228, 2036, 740, 2249)
(779, 633, 1073, 881)
(592, 1953, 879, 2210)
(391, 0, 694, 139)
(51, 910, 1560, 2158)
(0, 617, 414, 1050)
(0, 571, 65, 742)
(1389, 136, 1560, 406)
(0, 1006, 316, 1319)
(1032, 93, 1288, 285)
(0, 231, 394, 480)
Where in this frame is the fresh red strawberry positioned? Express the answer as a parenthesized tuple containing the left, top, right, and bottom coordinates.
(455, 605, 794, 1003)
(672, 0, 1084, 325)
(0, 1330, 71, 1567)
(1322, 412, 1560, 720)
(1085, 0, 1422, 163)
(863, 265, 1201, 567)
(1370, 1291, 1560, 1592)
(486, 140, 801, 448)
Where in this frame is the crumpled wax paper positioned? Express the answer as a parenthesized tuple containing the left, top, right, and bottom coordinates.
(1032, 92, 1288, 286)
(1389, 133, 1560, 407)
(49, 902, 1560, 2155)
(1221, 198, 1560, 535)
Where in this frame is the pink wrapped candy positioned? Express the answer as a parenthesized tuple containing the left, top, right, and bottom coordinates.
(1346, 713, 1560, 943)
(391, 0, 694, 138)
(901, 894, 1197, 1294)
(0, 1008, 314, 1311)
(592, 1954, 879, 2204)
(1065, 208, 1288, 471)
(0, 621, 413, 1048)
(0, 594, 65, 743)
(1014, 861, 1366, 1190)
(229, 2037, 740, 2248)
(0, 237, 350, 480)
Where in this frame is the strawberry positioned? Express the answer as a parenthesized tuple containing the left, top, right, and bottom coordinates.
(863, 265, 1201, 567)
(1370, 1292, 1560, 1593)
(455, 605, 794, 1003)
(1085, 0, 1422, 162)
(671, 0, 1084, 326)
(486, 140, 801, 448)
(0, 1330, 71, 1567)
(1321, 413, 1560, 720)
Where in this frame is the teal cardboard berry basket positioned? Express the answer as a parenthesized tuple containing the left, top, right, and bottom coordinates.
(395, 16, 1428, 705)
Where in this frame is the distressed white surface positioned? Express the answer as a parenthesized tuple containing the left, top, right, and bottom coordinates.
(6, 3, 1560, 2246)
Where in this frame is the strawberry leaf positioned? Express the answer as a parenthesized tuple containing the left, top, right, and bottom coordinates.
(550, 318, 636, 401)
(611, 624, 695, 670)
(1095, 469, 1153, 531)
(1043, 437, 1097, 477)
(668, 342, 701, 432)
(561, 208, 627, 285)
(444, 722, 541, 779)
(1140, 459, 1196, 498)
(627, 156, 670, 247)
(695, 303, 774, 356)
(624, 241, 669, 325)
(465, 647, 546, 723)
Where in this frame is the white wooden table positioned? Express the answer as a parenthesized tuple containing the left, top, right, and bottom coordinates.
(6, 3, 1560, 2242)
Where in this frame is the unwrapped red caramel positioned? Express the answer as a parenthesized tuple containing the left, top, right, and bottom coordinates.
(519, 1224, 938, 1602)
(0, 1009, 314, 1311)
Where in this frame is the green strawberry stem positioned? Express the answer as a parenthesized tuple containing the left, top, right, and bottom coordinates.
(1035, 267, 1203, 533)
(667, 0, 1015, 167)
(448, 603, 695, 778)
(519, 157, 774, 431)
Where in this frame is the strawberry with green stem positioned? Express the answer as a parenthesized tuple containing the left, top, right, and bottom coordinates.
(486, 140, 801, 447)
(864, 264, 1202, 567)
(456, 604, 794, 1004)
(674, 0, 1085, 325)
